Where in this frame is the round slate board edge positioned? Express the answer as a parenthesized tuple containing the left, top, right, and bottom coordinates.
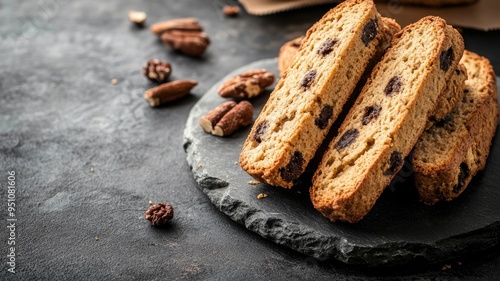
(182, 59, 500, 267)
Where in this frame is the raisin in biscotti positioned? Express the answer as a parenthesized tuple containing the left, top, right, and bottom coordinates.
(311, 16, 464, 223)
(240, 0, 387, 188)
(412, 50, 498, 204)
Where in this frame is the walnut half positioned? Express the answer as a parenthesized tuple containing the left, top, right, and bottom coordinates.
(218, 69, 275, 100)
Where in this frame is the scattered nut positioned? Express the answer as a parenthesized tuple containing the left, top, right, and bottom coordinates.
(148, 200, 153, 205)
(142, 59, 172, 84)
(95, 237, 99, 241)
(257, 193, 268, 199)
(161, 30, 210, 57)
(150, 18, 203, 36)
(200, 101, 253, 137)
(111, 78, 118, 85)
(218, 69, 275, 100)
(199, 101, 237, 133)
(223, 5, 240, 17)
(150, 18, 210, 57)
(213, 101, 253, 136)
(247, 180, 261, 185)
(144, 80, 197, 107)
(128, 10, 147, 26)
(145, 202, 174, 226)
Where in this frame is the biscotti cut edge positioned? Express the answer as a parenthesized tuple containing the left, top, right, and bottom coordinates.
(311, 16, 465, 223)
(240, 0, 386, 188)
(412, 50, 499, 204)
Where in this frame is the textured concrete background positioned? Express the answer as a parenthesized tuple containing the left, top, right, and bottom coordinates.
(1, 0, 500, 280)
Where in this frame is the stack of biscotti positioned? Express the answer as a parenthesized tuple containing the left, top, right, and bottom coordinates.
(240, 0, 396, 188)
(412, 50, 498, 204)
(310, 16, 464, 223)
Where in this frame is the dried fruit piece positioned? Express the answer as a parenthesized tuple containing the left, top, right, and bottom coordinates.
(144, 80, 197, 107)
(361, 19, 378, 46)
(440, 47, 454, 72)
(279, 151, 305, 182)
(383, 151, 403, 176)
(301, 70, 317, 90)
(142, 59, 172, 84)
(218, 69, 275, 100)
(150, 18, 203, 35)
(223, 5, 240, 17)
(212, 101, 254, 137)
(384, 76, 402, 97)
(317, 38, 339, 56)
(315, 105, 333, 129)
(452, 163, 470, 193)
(128, 10, 147, 26)
(199, 101, 237, 133)
(362, 105, 381, 125)
(253, 120, 268, 143)
(335, 128, 359, 150)
(145, 202, 174, 226)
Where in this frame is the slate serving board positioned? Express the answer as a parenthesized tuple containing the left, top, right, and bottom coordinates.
(183, 58, 500, 266)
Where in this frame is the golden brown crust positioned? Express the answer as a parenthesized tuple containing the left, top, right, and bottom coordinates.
(311, 16, 464, 223)
(413, 50, 498, 204)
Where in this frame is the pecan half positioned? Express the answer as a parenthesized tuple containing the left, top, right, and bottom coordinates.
(218, 69, 275, 100)
(161, 30, 210, 57)
(150, 18, 203, 35)
(144, 80, 197, 107)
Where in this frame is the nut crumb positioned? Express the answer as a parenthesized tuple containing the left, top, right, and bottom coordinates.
(197, 163, 203, 167)
(95, 237, 99, 241)
(257, 193, 268, 199)
(111, 78, 118, 85)
(223, 5, 240, 17)
(148, 200, 153, 205)
(442, 264, 452, 270)
(89, 167, 95, 173)
(128, 10, 147, 26)
(247, 180, 260, 185)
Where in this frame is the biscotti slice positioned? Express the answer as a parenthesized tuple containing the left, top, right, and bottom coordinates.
(311, 16, 464, 223)
(240, 0, 387, 188)
(412, 50, 498, 204)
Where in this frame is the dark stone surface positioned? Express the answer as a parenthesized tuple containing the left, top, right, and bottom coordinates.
(1, 0, 500, 279)
(184, 58, 500, 266)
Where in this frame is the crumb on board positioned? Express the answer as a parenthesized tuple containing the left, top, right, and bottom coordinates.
(257, 193, 268, 199)
(89, 167, 95, 173)
(247, 180, 261, 185)
(148, 200, 153, 205)
(442, 264, 452, 270)
(111, 78, 118, 85)
(197, 163, 203, 167)
(95, 237, 99, 241)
